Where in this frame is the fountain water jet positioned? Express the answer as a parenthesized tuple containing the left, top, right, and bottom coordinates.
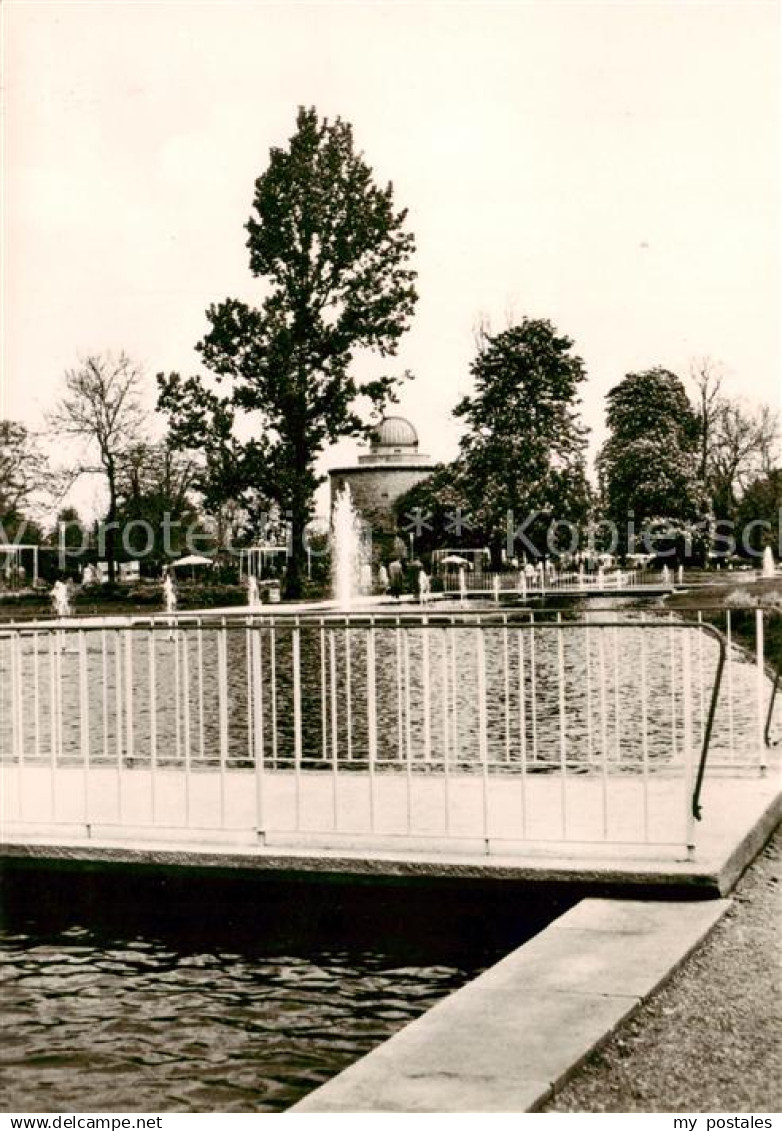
(762, 546, 776, 578)
(332, 486, 368, 611)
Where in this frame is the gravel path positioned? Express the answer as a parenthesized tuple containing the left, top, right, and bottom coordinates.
(544, 828, 781, 1113)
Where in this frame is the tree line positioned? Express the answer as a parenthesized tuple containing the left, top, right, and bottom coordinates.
(397, 332, 779, 566)
(2, 107, 779, 593)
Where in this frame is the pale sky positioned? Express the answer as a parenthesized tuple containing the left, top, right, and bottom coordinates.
(3, 0, 779, 518)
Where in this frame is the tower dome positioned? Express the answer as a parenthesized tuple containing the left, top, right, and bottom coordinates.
(370, 416, 419, 451)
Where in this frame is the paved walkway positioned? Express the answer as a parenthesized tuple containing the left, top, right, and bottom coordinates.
(543, 828, 781, 1112)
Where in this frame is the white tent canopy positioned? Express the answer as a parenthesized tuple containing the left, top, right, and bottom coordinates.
(171, 555, 214, 568)
(440, 554, 473, 568)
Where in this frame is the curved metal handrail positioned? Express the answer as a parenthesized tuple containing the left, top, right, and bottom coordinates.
(765, 669, 781, 748)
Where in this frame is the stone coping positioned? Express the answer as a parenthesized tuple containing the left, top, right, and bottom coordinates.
(289, 896, 729, 1113)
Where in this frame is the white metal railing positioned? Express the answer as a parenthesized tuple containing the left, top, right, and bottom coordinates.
(441, 568, 675, 597)
(0, 606, 777, 857)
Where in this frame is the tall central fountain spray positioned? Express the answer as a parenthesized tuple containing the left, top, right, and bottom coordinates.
(332, 486, 366, 610)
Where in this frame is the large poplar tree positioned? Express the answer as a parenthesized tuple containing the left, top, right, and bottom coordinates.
(158, 107, 417, 597)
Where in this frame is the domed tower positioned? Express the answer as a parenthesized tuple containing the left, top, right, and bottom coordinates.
(328, 416, 433, 536)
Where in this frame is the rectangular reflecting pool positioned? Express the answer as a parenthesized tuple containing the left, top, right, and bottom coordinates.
(0, 864, 572, 1112)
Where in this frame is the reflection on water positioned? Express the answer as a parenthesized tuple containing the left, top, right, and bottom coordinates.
(0, 871, 567, 1112)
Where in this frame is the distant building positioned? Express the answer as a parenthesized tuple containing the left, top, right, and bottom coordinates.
(328, 416, 433, 534)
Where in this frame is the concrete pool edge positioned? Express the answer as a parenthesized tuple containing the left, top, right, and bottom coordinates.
(288, 896, 731, 1113)
(2, 785, 779, 896)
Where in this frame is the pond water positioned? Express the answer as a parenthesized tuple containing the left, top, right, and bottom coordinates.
(0, 869, 568, 1112)
(0, 602, 766, 773)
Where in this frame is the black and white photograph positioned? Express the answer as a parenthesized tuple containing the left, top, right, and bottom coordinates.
(1, 0, 780, 1121)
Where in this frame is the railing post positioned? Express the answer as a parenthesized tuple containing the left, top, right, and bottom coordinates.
(49, 633, 58, 822)
(640, 615, 650, 843)
(668, 612, 678, 761)
(11, 632, 23, 821)
(725, 609, 736, 757)
(218, 618, 229, 828)
(556, 612, 568, 839)
(329, 625, 339, 828)
(476, 625, 490, 848)
(697, 610, 705, 748)
(148, 627, 157, 826)
(79, 629, 90, 833)
(756, 609, 767, 774)
(598, 626, 609, 829)
(517, 627, 527, 838)
(293, 616, 303, 831)
(502, 613, 511, 763)
(269, 619, 278, 769)
(197, 619, 205, 766)
(403, 624, 413, 833)
(251, 621, 266, 841)
(319, 619, 328, 761)
(422, 613, 432, 764)
(33, 630, 41, 767)
(124, 630, 134, 776)
(449, 616, 460, 766)
(441, 625, 451, 834)
(367, 617, 378, 832)
(682, 628, 696, 859)
(113, 630, 123, 825)
(529, 611, 538, 761)
(345, 622, 353, 762)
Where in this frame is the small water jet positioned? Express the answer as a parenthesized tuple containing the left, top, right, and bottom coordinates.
(163, 574, 177, 615)
(247, 574, 261, 608)
(50, 580, 72, 618)
(762, 546, 776, 578)
(418, 568, 431, 605)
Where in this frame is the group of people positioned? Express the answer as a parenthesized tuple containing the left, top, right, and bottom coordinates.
(375, 559, 431, 602)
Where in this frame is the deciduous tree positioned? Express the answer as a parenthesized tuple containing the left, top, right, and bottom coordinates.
(688, 358, 780, 519)
(48, 353, 147, 582)
(0, 421, 44, 538)
(158, 106, 418, 597)
(454, 319, 590, 563)
(115, 442, 202, 567)
(597, 368, 702, 558)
